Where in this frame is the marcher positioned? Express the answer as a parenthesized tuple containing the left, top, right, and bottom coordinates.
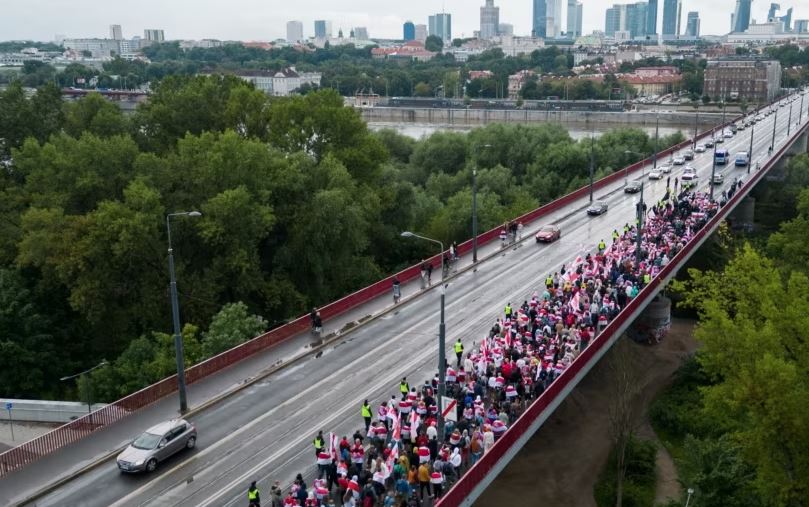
(392, 277, 401, 304)
(454, 339, 464, 367)
(361, 400, 372, 433)
(313, 431, 325, 457)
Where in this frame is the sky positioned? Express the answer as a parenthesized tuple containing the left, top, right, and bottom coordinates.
(1, 0, 807, 42)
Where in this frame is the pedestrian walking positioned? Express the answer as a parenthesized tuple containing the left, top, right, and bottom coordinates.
(454, 339, 464, 368)
(392, 277, 401, 304)
(313, 431, 325, 457)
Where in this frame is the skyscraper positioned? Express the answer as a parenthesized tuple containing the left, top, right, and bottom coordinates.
(403, 21, 416, 41)
(428, 13, 452, 43)
(627, 2, 648, 38)
(605, 6, 622, 37)
(545, 0, 563, 38)
(662, 0, 682, 38)
(110, 24, 123, 40)
(532, 0, 547, 37)
(414, 24, 428, 41)
(314, 20, 332, 39)
(647, 0, 658, 36)
(778, 8, 793, 31)
(286, 21, 304, 43)
(686, 11, 701, 37)
(353, 27, 369, 40)
(531, 0, 547, 39)
(767, 3, 780, 22)
(480, 0, 500, 39)
(732, 0, 752, 32)
(567, 0, 583, 38)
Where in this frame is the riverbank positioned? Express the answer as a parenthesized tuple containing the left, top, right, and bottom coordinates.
(475, 318, 699, 506)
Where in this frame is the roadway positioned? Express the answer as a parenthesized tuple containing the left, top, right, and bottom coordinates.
(24, 93, 807, 507)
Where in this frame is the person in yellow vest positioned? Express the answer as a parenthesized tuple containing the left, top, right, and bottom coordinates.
(400, 378, 409, 396)
(454, 339, 464, 367)
(545, 275, 553, 288)
(597, 239, 606, 253)
(313, 431, 325, 457)
(361, 400, 372, 433)
(247, 481, 260, 507)
(643, 272, 651, 286)
(612, 229, 620, 242)
(504, 303, 512, 319)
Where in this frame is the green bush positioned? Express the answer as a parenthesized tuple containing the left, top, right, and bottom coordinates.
(649, 356, 714, 441)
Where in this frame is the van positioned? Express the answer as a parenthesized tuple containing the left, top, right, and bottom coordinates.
(735, 152, 749, 167)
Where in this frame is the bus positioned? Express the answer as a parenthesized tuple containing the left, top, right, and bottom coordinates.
(715, 148, 730, 165)
(735, 152, 749, 167)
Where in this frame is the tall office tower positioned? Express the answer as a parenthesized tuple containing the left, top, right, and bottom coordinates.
(286, 21, 304, 43)
(605, 5, 623, 36)
(767, 3, 779, 22)
(795, 19, 808, 33)
(532, 0, 547, 37)
(144, 29, 165, 42)
(353, 27, 369, 39)
(686, 11, 701, 37)
(403, 21, 416, 41)
(732, 0, 752, 32)
(544, 0, 563, 38)
(428, 13, 452, 42)
(627, 2, 649, 38)
(110, 24, 123, 40)
(480, 0, 500, 39)
(647, 0, 658, 35)
(314, 20, 332, 39)
(662, 0, 682, 38)
(567, 0, 583, 37)
(414, 24, 428, 41)
(779, 8, 793, 31)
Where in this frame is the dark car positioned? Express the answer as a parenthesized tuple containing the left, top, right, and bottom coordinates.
(624, 181, 642, 193)
(587, 201, 609, 215)
(535, 224, 561, 243)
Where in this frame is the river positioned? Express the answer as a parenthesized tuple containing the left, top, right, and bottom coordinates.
(368, 122, 703, 141)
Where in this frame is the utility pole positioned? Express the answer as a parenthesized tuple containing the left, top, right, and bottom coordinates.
(692, 108, 699, 151)
(635, 182, 644, 268)
(652, 111, 660, 171)
(748, 121, 754, 174)
(589, 127, 595, 203)
(472, 168, 478, 262)
(710, 141, 718, 200)
(771, 107, 778, 151)
(787, 101, 793, 136)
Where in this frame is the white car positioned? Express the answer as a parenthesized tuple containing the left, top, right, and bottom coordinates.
(673, 156, 685, 165)
(648, 168, 664, 180)
(695, 144, 706, 153)
(681, 167, 698, 181)
(660, 165, 672, 174)
(724, 131, 734, 139)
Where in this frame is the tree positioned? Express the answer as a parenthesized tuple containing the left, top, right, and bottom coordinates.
(414, 82, 433, 97)
(425, 35, 443, 53)
(63, 92, 129, 138)
(675, 245, 809, 505)
(678, 435, 761, 507)
(201, 302, 267, 357)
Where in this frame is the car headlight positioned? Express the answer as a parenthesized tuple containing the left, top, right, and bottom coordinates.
(134, 459, 145, 466)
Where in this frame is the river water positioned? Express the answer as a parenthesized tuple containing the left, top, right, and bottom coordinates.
(368, 122, 703, 141)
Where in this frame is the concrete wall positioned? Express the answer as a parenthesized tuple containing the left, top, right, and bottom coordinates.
(0, 399, 107, 424)
(358, 107, 725, 128)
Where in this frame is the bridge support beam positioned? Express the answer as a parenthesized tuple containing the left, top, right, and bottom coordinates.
(728, 196, 756, 232)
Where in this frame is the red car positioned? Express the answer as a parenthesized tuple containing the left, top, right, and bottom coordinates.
(535, 224, 561, 243)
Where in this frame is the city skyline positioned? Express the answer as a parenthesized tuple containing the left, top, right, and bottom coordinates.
(2, 0, 808, 42)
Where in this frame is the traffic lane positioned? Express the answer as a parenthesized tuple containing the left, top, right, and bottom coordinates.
(130, 175, 689, 507)
(38, 99, 802, 507)
(104, 191, 646, 507)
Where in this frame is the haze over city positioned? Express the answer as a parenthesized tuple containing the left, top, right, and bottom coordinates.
(2, 0, 808, 41)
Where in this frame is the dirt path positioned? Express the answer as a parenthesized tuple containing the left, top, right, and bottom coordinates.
(475, 318, 698, 507)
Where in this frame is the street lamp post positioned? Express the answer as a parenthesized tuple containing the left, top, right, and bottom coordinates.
(771, 107, 778, 152)
(401, 231, 446, 443)
(60, 361, 108, 422)
(800, 93, 804, 125)
(167, 211, 202, 414)
(685, 488, 695, 507)
(472, 144, 492, 263)
(710, 141, 718, 200)
(636, 182, 645, 269)
(787, 101, 793, 137)
(652, 110, 660, 170)
(692, 108, 699, 151)
(589, 127, 595, 202)
(748, 120, 755, 174)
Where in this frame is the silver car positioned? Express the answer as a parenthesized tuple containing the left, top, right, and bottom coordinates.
(117, 419, 197, 473)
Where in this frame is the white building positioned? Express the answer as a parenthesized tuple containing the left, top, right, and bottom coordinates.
(496, 35, 545, 57)
(567, 1, 583, 38)
(286, 21, 304, 43)
(415, 24, 428, 42)
(239, 67, 322, 96)
(110, 24, 123, 40)
(353, 27, 369, 40)
(63, 38, 120, 58)
(144, 29, 165, 43)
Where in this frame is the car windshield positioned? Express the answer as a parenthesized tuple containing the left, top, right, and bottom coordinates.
(132, 432, 163, 450)
(541, 226, 556, 232)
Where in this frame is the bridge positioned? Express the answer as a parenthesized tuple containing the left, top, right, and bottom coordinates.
(1, 90, 807, 507)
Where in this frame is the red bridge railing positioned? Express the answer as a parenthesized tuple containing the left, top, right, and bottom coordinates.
(0, 99, 779, 478)
(436, 104, 806, 507)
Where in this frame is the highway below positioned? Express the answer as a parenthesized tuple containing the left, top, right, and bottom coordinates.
(27, 95, 805, 507)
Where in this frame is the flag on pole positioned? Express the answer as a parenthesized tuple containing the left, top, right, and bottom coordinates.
(329, 432, 338, 461)
(410, 409, 420, 437)
(392, 414, 402, 442)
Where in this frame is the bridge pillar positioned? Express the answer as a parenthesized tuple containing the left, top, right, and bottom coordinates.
(728, 196, 756, 232)
(629, 295, 671, 344)
(787, 130, 808, 155)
